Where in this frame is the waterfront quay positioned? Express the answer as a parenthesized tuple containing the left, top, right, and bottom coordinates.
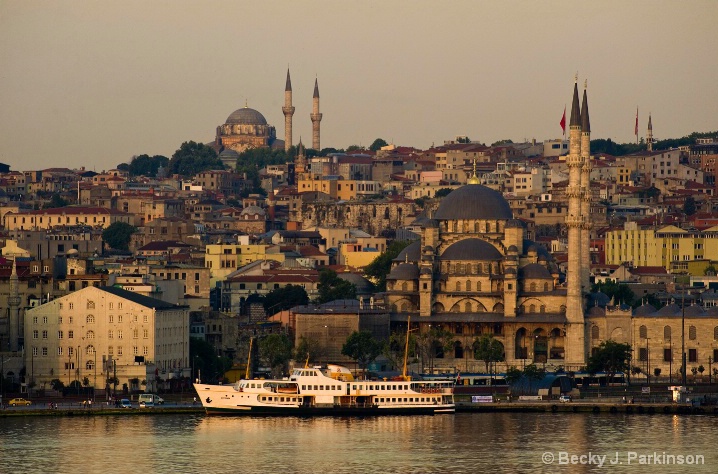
(456, 400, 715, 415)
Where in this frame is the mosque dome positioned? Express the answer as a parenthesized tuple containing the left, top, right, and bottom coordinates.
(225, 107, 268, 125)
(433, 184, 513, 220)
(441, 238, 502, 261)
(387, 263, 420, 280)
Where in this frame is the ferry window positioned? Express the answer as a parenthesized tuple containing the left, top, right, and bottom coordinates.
(320, 385, 324, 390)
(392, 398, 396, 402)
(314, 385, 318, 390)
(302, 385, 306, 390)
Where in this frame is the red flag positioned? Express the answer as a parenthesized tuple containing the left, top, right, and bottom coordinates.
(559, 106, 566, 135)
(634, 107, 638, 136)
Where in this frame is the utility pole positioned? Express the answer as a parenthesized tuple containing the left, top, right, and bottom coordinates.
(681, 288, 687, 387)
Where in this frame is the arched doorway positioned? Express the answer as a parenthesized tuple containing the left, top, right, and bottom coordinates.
(515, 328, 527, 359)
(533, 328, 548, 363)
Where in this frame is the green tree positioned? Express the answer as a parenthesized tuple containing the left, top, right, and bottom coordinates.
(591, 281, 636, 306)
(522, 364, 546, 381)
(683, 196, 697, 216)
(169, 141, 223, 176)
(369, 138, 389, 151)
(44, 194, 68, 209)
(317, 269, 357, 303)
(294, 336, 325, 367)
(364, 240, 413, 291)
(587, 340, 632, 381)
(704, 265, 717, 276)
(504, 366, 523, 385)
(190, 337, 232, 383)
(50, 378, 65, 391)
(473, 334, 505, 373)
(258, 333, 293, 378)
(346, 145, 365, 152)
(491, 139, 513, 146)
(415, 326, 455, 373)
(383, 329, 417, 373)
(434, 188, 454, 198)
(101, 221, 137, 251)
(341, 331, 383, 376)
(263, 285, 309, 313)
(125, 154, 170, 177)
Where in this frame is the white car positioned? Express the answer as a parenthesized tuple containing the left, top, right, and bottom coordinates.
(559, 395, 572, 403)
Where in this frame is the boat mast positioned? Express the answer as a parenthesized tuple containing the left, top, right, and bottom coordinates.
(402, 315, 411, 380)
(245, 337, 253, 379)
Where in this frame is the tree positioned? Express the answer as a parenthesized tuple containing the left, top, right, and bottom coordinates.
(294, 336, 325, 367)
(415, 326, 455, 373)
(317, 269, 357, 303)
(522, 364, 546, 381)
(169, 141, 223, 176)
(591, 281, 636, 306)
(434, 188, 454, 198)
(346, 145, 365, 152)
(654, 368, 662, 378)
(473, 334, 505, 373)
(342, 331, 383, 376)
(683, 196, 697, 216)
(101, 221, 137, 251)
(383, 330, 417, 373)
(364, 240, 413, 291)
(587, 340, 632, 381)
(704, 265, 717, 276)
(263, 285, 309, 313)
(190, 337, 232, 384)
(44, 194, 68, 209)
(124, 154, 170, 177)
(369, 138, 389, 151)
(491, 139, 514, 146)
(504, 366, 523, 385)
(259, 334, 293, 378)
(50, 378, 65, 391)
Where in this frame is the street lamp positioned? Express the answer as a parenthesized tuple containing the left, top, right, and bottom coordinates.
(645, 337, 650, 385)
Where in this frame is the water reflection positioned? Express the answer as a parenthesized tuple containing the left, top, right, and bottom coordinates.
(1, 413, 714, 473)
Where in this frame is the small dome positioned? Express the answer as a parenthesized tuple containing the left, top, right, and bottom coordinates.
(684, 305, 707, 317)
(225, 107, 268, 125)
(519, 263, 552, 280)
(393, 241, 421, 263)
(634, 303, 657, 316)
(506, 219, 524, 228)
(387, 263, 420, 280)
(241, 205, 265, 216)
(434, 184, 513, 220)
(219, 149, 240, 159)
(420, 267, 432, 275)
(588, 306, 606, 316)
(337, 273, 375, 295)
(656, 303, 681, 316)
(507, 245, 518, 253)
(588, 291, 611, 308)
(441, 238, 502, 261)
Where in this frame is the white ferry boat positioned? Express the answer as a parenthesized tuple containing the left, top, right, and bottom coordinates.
(194, 364, 455, 416)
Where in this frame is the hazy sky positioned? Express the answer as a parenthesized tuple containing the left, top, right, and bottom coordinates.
(1, 1, 716, 172)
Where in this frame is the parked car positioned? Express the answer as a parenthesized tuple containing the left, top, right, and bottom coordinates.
(139, 401, 154, 408)
(559, 395, 572, 403)
(119, 399, 132, 408)
(9, 398, 32, 406)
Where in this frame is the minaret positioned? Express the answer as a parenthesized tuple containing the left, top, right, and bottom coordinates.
(310, 78, 322, 151)
(295, 138, 307, 175)
(579, 81, 592, 293)
(565, 79, 584, 329)
(282, 69, 295, 152)
(8, 258, 21, 352)
(647, 114, 653, 152)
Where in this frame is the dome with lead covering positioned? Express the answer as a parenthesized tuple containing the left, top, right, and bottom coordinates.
(434, 184, 513, 220)
(387, 263, 420, 280)
(441, 238, 502, 261)
(226, 107, 268, 125)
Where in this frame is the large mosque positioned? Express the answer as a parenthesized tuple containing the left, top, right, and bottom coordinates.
(213, 70, 322, 158)
(384, 80, 594, 371)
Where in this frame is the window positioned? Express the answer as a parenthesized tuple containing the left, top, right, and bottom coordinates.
(133, 315, 138, 322)
(58, 347, 63, 356)
(639, 325, 648, 339)
(143, 315, 148, 323)
(133, 346, 138, 355)
(69, 316, 73, 324)
(117, 347, 123, 356)
(68, 330, 74, 339)
(689, 326, 697, 340)
(42, 330, 48, 339)
(86, 330, 95, 339)
(143, 329, 148, 339)
(109, 302, 114, 309)
(689, 349, 697, 363)
(133, 329, 138, 339)
(33, 316, 38, 324)
(638, 348, 648, 361)
(143, 346, 149, 356)
(118, 330, 123, 339)
(87, 301, 95, 309)
(118, 303, 123, 309)
(69, 303, 74, 310)
(108, 346, 113, 356)
(664, 326, 671, 341)
(664, 348, 672, 362)
(86, 315, 95, 324)
(43, 316, 48, 324)
(42, 347, 48, 356)
(58, 331, 63, 339)
(33, 330, 38, 339)
(118, 315, 123, 323)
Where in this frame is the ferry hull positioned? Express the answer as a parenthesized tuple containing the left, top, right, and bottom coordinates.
(202, 405, 454, 416)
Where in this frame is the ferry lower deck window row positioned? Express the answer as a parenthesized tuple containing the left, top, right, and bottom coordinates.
(301, 385, 340, 390)
(261, 396, 299, 403)
(378, 397, 436, 403)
